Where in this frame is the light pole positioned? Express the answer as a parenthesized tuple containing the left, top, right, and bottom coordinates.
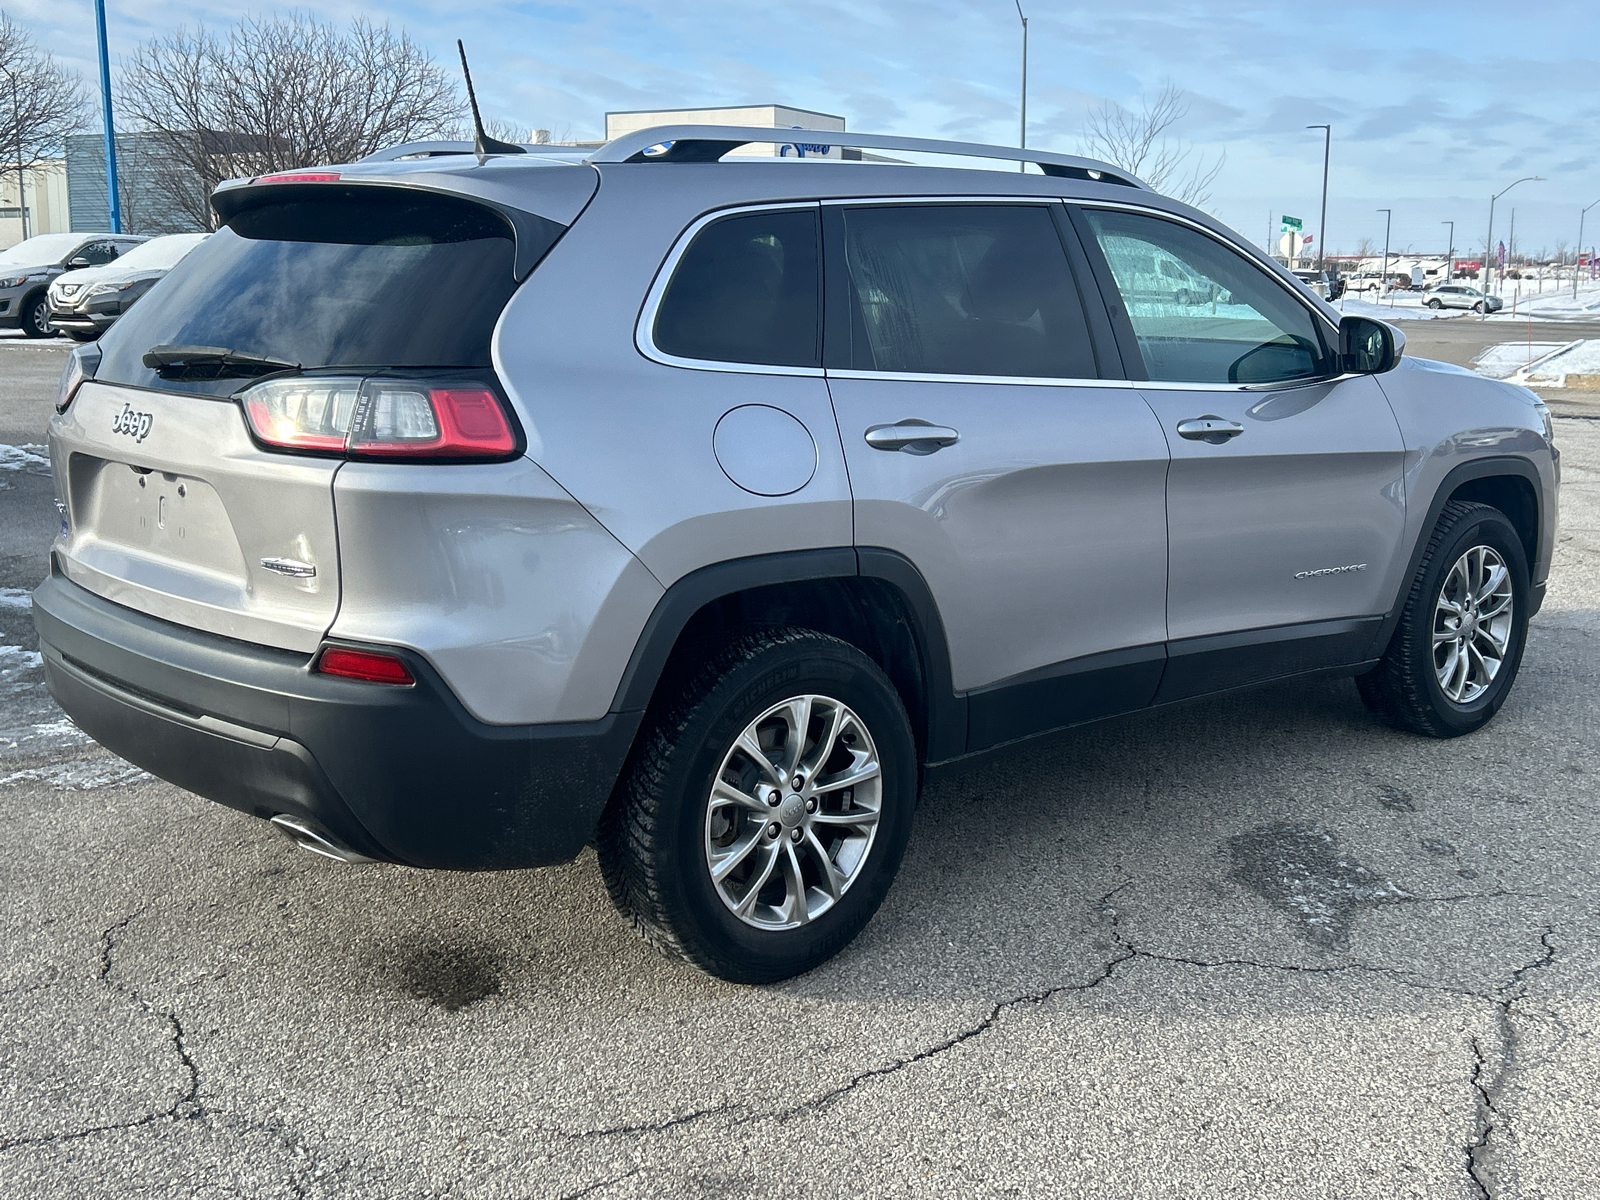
(1014, 0, 1027, 171)
(1377, 208, 1392, 305)
(1307, 124, 1330, 273)
(0, 63, 25, 240)
(1576, 198, 1600, 299)
(94, 0, 122, 234)
(1485, 175, 1542, 298)
(1442, 220, 1454, 283)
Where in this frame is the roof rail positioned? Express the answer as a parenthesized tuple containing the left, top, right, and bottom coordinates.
(358, 140, 586, 163)
(585, 125, 1149, 188)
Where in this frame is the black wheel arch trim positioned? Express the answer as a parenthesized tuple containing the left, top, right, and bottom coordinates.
(608, 547, 966, 763)
(1367, 455, 1547, 659)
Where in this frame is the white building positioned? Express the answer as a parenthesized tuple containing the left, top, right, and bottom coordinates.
(0, 159, 70, 250)
(604, 105, 847, 158)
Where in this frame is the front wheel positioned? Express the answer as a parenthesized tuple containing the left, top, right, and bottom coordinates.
(20, 294, 53, 338)
(1357, 501, 1530, 737)
(597, 628, 918, 983)
(1474, 301, 1487, 313)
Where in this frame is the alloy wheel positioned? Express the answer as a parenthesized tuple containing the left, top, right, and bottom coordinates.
(703, 693, 882, 930)
(1433, 545, 1514, 705)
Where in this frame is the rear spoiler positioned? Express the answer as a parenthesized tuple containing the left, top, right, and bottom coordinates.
(210, 175, 584, 281)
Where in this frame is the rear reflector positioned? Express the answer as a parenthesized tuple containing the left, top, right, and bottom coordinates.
(316, 648, 415, 685)
(256, 171, 342, 184)
(240, 376, 518, 460)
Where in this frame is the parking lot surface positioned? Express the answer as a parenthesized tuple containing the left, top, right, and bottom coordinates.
(2, 332, 1597, 1198)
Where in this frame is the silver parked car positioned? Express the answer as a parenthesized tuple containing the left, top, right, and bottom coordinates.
(48, 232, 210, 341)
(0, 232, 147, 337)
(1426, 283, 1503, 313)
(35, 128, 1559, 982)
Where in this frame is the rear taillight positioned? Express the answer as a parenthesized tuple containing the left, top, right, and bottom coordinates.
(240, 376, 518, 460)
(315, 647, 415, 685)
(56, 344, 100, 413)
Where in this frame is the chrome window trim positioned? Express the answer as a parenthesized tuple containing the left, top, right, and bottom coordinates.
(636, 194, 1352, 392)
(634, 200, 826, 379)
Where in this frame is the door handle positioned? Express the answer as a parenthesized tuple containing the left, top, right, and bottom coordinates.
(864, 420, 961, 454)
(1175, 415, 1244, 444)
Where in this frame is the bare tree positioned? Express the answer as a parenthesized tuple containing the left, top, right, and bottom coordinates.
(0, 11, 88, 237)
(118, 14, 464, 229)
(1354, 235, 1377, 258)
(1079, 81, 1224, 207)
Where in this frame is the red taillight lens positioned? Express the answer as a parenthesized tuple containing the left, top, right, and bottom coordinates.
(240, 377, 517, 460)
(316, 648, 415, 685)
(347, 388, 516, 458)
(256, 171, 341, 184)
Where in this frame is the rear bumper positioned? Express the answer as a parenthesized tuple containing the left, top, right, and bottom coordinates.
(32, 570, 640, 870)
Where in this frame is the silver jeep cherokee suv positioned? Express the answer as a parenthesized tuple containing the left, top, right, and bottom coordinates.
(34, 127, 1559, 983)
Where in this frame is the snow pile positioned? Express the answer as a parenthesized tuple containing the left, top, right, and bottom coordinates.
(1471, 339, 1600, 386)
(1331, 296, 1457, 322)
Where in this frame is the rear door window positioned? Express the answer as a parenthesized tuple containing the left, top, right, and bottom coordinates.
(94, 189, 527, 397)
(652, 207, 821, 368)
(1081, 207, 1333, 385)
(837, 203, 1097, 379)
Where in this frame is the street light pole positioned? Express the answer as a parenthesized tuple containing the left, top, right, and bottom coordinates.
(1485, 175, 1542, 298)
(1014, 0, 1027, 172)
(1377, 208, 1392, 306)
(1442, 220, 1454, 283)
(1576, 198, 1600, 299)
(1, 65, 25, 241)
(1307, 124, 1330, 273)
(94, 0, 122, 234)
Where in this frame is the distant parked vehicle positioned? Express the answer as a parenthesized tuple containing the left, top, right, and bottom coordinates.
(1291, 269, 1345, 300)
(0, 233, 148, 338)
(1425, 284, 1503, 314)
(48, 233, 210, 341)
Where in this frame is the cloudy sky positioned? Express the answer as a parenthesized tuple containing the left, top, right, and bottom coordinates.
(17, 0, 1600, 256)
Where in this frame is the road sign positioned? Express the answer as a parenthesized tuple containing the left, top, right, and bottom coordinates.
(1281, 215, 1303, 231)
(1278, 231, 1304, 259)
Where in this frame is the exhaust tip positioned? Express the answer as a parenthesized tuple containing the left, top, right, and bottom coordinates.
(269, 814, 377, 865)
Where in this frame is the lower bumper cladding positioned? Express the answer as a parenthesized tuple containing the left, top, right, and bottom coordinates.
(32, 570, 640, 871)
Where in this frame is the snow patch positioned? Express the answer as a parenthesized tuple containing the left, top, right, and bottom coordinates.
(0, 759, 150, 790)
(0, 444, 49, 472)
(0, 643, 43, 695)
(0, 588, 33, 610)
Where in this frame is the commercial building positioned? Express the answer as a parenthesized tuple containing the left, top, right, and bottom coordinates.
(0, 160, 70, 250)
(604, 105, 847, 157)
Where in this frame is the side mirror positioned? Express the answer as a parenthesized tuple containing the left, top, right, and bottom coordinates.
(67, 256, 91, 269)
(1339, 315, 1403, 374)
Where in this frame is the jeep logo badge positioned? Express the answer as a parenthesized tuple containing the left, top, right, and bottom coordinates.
(111, 403, 153, 443)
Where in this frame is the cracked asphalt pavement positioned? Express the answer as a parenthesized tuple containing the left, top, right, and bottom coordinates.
(3, 331, 1598, 1198)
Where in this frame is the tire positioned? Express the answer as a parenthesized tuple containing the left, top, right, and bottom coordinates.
(1356, 501, 1530, 737)
(1426, 298, 1443, 309)
(1473, 301, 1486, 313)
(20, 293, 53, 338)
(68, 329, 100, 342)
(597, 627, 918, 984)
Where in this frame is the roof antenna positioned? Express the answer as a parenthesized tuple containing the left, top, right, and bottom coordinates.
(457, 40, 525, 164)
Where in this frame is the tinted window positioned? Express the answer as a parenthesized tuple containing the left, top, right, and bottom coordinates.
(80, 240, 120, 266)
(653, 208, 821, 367)
(1083, 208, 1333, 385)
(840, 204, 1096, 378)
(95, 191, 523, 397)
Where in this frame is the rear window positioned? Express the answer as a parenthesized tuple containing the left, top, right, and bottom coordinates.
(95, 189, 527, 397)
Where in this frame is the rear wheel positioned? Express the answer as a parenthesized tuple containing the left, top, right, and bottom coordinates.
(20, 293, 53, 338)
(1357, 501, 1529, 737)
(597, 628, 917, 983)
(1426, 298, 1443, 309)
